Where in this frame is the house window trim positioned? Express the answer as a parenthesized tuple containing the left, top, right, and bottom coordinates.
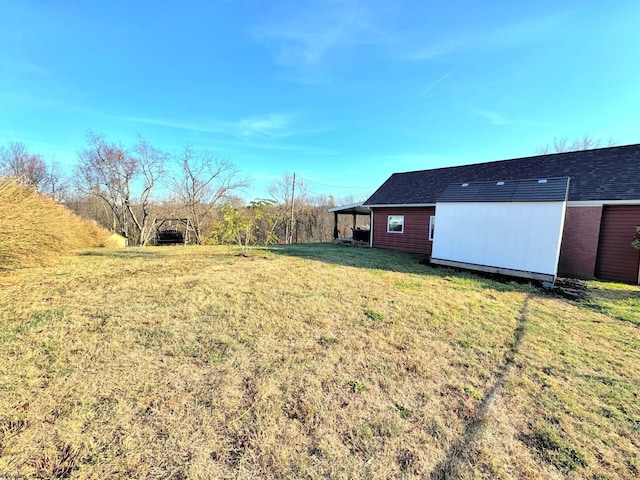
(429, 215, 435, 241)
(387, 215, 404, 234)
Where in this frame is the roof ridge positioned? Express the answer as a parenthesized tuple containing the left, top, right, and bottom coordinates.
(389, 143, 640, 177)
(365, 143, 640, 205)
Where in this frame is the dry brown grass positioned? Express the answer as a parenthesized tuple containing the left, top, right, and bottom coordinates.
(0, 244, 638, 479)
(0, 177, 109, 271)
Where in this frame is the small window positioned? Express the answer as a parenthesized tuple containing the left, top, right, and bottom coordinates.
(429, 215, 435, 241)
(387, 215, 404, 233)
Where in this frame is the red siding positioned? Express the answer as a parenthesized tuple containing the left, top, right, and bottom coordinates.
(595, 206, 640, 284)
(372, 207, 435, 254)
(558, 206, 603, 278)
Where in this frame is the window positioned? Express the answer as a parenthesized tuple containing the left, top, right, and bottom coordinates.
(429, 215, 435, 241)
(387, 215, 404, 233)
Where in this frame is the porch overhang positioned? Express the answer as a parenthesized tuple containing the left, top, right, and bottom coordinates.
(328, 202, 371, 240)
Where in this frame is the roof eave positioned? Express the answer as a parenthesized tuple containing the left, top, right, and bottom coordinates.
(364, 203, 436, 208)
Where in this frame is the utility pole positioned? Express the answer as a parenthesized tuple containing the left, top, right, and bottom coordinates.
(289, 172, 296, 244)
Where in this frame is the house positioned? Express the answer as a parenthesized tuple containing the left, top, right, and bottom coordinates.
(362, 144, 640, 284)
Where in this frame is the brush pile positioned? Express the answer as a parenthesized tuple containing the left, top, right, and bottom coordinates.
(0, 177, 109, 270)
(552, 277, 588, 301)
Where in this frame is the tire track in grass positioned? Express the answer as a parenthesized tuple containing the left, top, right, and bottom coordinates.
(430, 294, 532, 479)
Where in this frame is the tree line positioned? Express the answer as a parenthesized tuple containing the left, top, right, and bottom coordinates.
(0, 134, 366, 247)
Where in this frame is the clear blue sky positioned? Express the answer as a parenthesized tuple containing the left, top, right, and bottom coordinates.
(2, 0, 639, 201)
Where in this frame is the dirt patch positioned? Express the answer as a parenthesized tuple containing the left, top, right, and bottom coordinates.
(234, 253, 269, 260)
(550, 278, 588, 301)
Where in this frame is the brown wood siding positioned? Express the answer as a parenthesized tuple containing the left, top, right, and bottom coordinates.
(372, 207, 435, 254)
(595, 205, 640, 284)
(558, 206, 603, 278)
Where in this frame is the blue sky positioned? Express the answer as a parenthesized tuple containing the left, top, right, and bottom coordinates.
(2, 0, 639, 201)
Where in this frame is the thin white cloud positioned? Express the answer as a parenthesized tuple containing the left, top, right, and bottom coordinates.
(253, 0, 391, 67)
(227, 139, 339, 155)
(117, 114, 339, 157)
(117, 116, 214, 132)
(418, 68, 457, 97)
(406, 13, 568, 61)
(475, 110, 515, 126)
(0, 57, 49, 76)
(118, 113, 301, 141)
(473, 110, 555, 128)
(234, 114, 296, 139)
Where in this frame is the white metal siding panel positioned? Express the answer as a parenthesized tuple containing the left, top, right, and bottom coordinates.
(432, 202, 566, 276)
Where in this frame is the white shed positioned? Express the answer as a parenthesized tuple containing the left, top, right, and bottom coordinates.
(430, 177, 570, 282)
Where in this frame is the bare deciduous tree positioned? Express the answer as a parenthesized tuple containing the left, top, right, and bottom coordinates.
(75, 132, 167, 245)
(169, 146, 248, 244)
(268, 173, 308, 244)
(537, 135, 616, 154)
(42, 159, 69, 201)
(131, 139, 168, 244)
(0, 142, 48, 189)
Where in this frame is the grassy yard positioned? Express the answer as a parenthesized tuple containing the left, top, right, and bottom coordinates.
(0, 244, 638, 479)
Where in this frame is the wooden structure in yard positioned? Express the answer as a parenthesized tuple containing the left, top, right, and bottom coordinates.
(152, 218, 196, 246)
(328, 202, 371, 245)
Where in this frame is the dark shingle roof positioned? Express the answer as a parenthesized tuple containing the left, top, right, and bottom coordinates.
(437, 177, 569, 203)
(364, 144, 640, 205)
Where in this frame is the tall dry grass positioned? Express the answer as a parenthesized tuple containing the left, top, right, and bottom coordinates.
(0, 177, 109, 270)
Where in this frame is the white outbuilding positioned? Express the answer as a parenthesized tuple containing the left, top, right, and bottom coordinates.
(430, 177, 570, 283)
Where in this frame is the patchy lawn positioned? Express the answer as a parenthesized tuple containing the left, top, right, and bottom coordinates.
(0, 244, 638, 479)
(583, 280, 640, 326)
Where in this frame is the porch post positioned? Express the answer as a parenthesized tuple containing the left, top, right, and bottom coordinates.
(333, 212, 339, 239)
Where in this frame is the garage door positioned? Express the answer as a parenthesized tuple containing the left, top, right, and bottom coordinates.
(595, 206, 640, 284)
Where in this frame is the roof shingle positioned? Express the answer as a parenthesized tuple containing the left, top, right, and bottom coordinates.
(437, 177, 569, 203)
(364, 144, 640, 205)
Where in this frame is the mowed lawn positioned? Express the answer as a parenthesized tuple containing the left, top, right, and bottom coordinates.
(0, 244, 638, 479)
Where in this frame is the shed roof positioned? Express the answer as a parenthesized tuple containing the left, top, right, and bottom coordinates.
(328, 202, 371, 215)
(364, 144, 640, 206)
(437, 177, 570, 203)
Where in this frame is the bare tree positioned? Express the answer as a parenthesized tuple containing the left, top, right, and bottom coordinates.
(131, 139, 168, 244)
(0, 142, 48, 189)
(268, 173, 308, 244)
(66, 192, 117, 231)
(537, 135, 616, 154)
(42, 159, 70, 201)
(74, 132, 167, 246)
(169, 146, 248, 244)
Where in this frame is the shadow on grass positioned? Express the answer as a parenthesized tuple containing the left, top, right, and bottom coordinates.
(588, 288, 640, 303)
(582, 300, 640, 327)
(268, 243, 428, 274)
(580, 281, 640, 326)
(429, 294, 532, 479)
(78, 248, 168, 259)
(269, 243, 541, 294)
